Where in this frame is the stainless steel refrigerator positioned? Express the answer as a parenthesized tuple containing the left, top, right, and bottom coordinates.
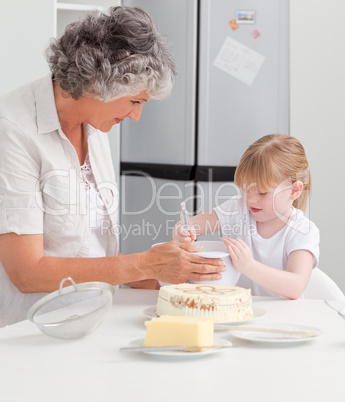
(120, 0, 289, 253)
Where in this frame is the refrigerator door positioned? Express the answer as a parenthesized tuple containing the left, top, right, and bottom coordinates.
(198, 0, 289, 168)
(120, 0, 198, 253)
(120, 176, 194, 253)
(121, 0, 198, 165)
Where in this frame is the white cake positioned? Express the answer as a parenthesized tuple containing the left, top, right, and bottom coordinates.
(156, 283, 253, 322)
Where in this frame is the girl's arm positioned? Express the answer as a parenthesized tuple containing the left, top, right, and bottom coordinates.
(224, 238, 313, 299)
(173, 209, 220, 243)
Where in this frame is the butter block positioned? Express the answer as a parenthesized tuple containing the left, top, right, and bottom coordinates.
(144, 315, 214, 347)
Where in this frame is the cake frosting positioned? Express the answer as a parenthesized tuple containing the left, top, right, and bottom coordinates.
(156, 283, 253, 322)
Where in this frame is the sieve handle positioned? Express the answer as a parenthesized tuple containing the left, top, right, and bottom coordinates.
(59, 277, 79, 294)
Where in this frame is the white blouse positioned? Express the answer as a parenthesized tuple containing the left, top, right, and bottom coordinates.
(80, 154, 108, 258)
(0, 75, 119, 326)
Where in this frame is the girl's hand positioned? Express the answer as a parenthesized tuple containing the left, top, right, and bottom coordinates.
(172, 221, 197, 243)
(224, 237, 255, 274)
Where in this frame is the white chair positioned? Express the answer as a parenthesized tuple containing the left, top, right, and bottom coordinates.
(304, 268, 345, 301)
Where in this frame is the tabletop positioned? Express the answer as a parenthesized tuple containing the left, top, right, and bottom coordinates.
(0, 288, 344, 402)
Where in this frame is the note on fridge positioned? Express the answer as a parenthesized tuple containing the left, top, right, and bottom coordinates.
(213, 37, 265, 85)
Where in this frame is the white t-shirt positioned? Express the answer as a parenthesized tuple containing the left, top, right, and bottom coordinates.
(214, 196, 320, 297)
(0, 75, 119, 326)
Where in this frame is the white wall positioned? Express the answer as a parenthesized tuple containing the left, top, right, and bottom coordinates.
(290, 0, 345, 291)
(0, 0, 54, 96)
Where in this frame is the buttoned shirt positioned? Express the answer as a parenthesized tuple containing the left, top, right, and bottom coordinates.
(0, 75, 119, 326)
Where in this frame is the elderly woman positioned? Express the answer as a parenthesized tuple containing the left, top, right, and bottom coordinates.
(0, 7, 225, 326)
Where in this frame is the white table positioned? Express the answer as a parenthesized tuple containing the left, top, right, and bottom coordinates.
(0, 288, 344, 402)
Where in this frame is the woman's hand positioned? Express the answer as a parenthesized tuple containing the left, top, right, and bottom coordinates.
(172, 221, 197, 243)
(224, 237, 255, 274)
(140, 241, 226, 284)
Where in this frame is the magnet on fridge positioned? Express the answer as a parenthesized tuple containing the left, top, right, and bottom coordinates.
(251, 30, 260, 39)
(229, 19, 238, 30)
(236, 10, 256, 24)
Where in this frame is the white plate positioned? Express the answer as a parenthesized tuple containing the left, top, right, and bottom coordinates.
(127, 337, 232, 358)
(228, 323, 323, 344)
(142, 305, 267, 325)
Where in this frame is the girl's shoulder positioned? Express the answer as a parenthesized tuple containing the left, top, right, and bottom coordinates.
(286, 208, 319, 238)
(285, 208, 320, 265)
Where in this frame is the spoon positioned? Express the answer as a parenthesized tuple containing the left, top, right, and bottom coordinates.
(180, 201, 190, 227)
(324, 300, 345, 321)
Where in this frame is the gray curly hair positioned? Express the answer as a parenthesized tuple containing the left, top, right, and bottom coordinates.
(46, 6, 177, 102)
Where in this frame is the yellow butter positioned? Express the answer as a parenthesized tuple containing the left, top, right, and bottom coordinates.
(144, 315, 214, 347)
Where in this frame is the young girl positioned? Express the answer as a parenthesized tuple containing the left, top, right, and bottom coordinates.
(173, 134, 320, 299)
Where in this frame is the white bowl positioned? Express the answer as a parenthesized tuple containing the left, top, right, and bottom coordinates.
(190, 240, 240, 286)
(152, 240, 240, 286)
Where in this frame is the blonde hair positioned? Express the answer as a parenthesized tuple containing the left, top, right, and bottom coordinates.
(234, 134, 311, 212)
